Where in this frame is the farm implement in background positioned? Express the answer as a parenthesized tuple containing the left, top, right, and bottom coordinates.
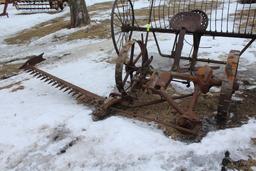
(0, 0, 66, 17)
(20, 0, 256, 137)
(13, 0, 66, 11)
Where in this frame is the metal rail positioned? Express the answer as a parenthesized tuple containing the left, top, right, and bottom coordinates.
(129, 0, 256, 37)
(122, 26, 256, 39)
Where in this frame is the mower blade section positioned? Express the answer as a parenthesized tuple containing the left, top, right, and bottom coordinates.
(20, 63, 104, 107)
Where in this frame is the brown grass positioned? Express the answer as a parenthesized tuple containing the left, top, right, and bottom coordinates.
(88, 1, 113, 12)
(4, 1, 114, 45)
(66, 19, 111, 41)
(5, 16, 69, 45)
(0, 63, 22, 80)
(251, 138, 256, 145)
(230, 9, 256, 33)
(226, 158, 256, 171)
(0, 81, 21, 90)
(11, 85, 25, 92)
(2, 0, 226, 46)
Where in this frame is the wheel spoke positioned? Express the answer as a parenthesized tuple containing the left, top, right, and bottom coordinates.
(113, 21, 122, 28)
(133, 52, 142, 65)
(116, 32, 123, 45)
(115, 30, 122, 35)
(122, 1, 125, 25)
(130, 43, 135, 64)
(119, 33, 125, 51)
(115, 3, 123, 24)
(122, 71, 132, 85)
(124, 83, 132, 91)
(115, 40, 150, 95)
(130, 72, 134, 85)
(111, 0, 134, 55)
(114, 12, 123, 24)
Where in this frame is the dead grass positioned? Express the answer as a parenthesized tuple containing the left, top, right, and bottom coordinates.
(88, 1, 113, 12)
(4, 0, 222, 45)
(226, 158, 256, 171)
(0, 81, 21, 90)
(4, 1, 114, 45)
(251, 138, 256, 145)
(0, 80, 25, 92)
(11, 85, 25, 92)
(0, 63, 22, 80)
(66, 19, 111, 41)
(230, 9, 256, 33)
(5, 16, 69, 45)
(86, 4, 214, 40)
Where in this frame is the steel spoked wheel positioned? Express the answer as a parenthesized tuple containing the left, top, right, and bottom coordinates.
(216, 50, 240, 124)
(111, 0, 135, 55)
(115, 40, 151, 97)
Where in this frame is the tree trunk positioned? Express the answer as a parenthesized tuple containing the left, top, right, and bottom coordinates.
(0, 0, 9, 17)
(69, 0, 90, 28)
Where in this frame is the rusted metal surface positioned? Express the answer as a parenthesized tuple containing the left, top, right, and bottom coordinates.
(20, 54, 202, 136)
(115, 40, 152, 97)
(216, 50, 240, 124)
(170, 11, 208, 32)
(19, 37, 241, 136)
(97, 36, 240, 134)
(1, 0, 66, 16)
(18, 0, 251, 137)
(20, 54, 104, 107)
(110, 0, 250, 132)
(19, 44, 240, 137)
(111, 0, 255, 55)
(100, 38, 225, 134)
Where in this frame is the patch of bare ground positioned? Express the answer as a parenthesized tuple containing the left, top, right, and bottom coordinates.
(0, 81, 25, 92)
(5, 15, 69, 45)
(4, 0, 222, 45)
(231, 9, 256, 33)
(66, 19, 111, 40)
(88, 1, 113, 12)
(4, 2, 114, 45)
(252, 138, 256, 145)
(113, 83, 256, 141)
(0, 63, 22, 80)
(10, 85, 25, 92)
(224, 157, 256, 171)
(67, 1, 221, 46)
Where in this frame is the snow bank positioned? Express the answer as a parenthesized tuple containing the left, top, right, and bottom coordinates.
(0, 5, 69, 41)
(0, 0, 255, 170)
(0, 0, 114, 40)
(0, 48, 256, 170)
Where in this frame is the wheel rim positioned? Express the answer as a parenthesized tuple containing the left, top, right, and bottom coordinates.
(111, 0, 135, 55)
(115, 40, 149, 96)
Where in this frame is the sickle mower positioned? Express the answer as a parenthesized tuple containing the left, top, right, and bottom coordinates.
(20, 0, 255, 138)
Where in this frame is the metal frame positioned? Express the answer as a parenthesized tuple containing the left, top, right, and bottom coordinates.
(111, 0, 256, 56)
(108, 0, 256, 133)
(13, 0, 65, 11)
(16, 0, 256, 137)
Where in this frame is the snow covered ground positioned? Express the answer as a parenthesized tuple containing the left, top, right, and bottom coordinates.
(0, 1, 256, 170)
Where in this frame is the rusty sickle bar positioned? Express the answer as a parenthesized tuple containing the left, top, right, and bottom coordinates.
(20, 54, 104, 106)
(20, 54, 199, 135)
